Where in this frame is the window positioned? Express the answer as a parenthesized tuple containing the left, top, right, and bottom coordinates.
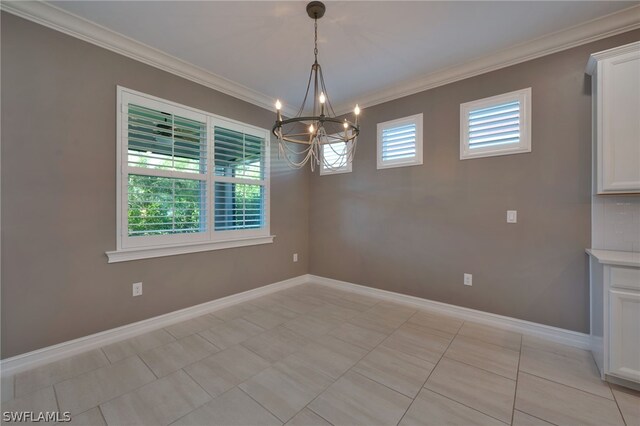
(377, 113, 423, 169)
(460, 88, 531, 160)
(320, 140, 352, 175)
(108, 87, 271, 262)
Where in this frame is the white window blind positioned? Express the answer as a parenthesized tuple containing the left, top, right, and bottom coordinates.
(321, 141, 352, 175)
(214, 125, 266, 231)
(460, 88, 531, 160)
(126, 103, 208, 239)
(468, 101, 520, 149)
(381, 124, 417, 162)
(114, 87, 271, 259)
(377, 113, 423, 169)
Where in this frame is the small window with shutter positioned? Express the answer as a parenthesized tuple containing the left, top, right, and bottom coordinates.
(460, 88, 531, 160)
(377, 113, 423, 169)
(320, 140, 352, 175)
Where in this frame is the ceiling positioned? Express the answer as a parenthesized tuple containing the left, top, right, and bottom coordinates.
(51, 1, 636, 113)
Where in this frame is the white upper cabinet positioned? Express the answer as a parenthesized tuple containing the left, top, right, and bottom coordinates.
(587, 42, 640, 194)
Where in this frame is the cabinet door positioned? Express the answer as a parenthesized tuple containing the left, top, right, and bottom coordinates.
(598, 49, 640, 193)
(609, 289, 640, 382)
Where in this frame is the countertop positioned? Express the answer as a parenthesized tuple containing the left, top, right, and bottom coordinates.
(586, 249, 640, 268)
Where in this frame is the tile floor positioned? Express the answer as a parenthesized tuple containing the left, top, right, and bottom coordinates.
(1, 283, 638, 425)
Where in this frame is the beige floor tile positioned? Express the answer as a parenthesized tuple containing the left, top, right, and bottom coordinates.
(309, 303, 361, 321)
(285, 335, 368, 379)
(348, 312, 405, 334)
(239, 356, 334, 422)
(512, 410, 555, 426)
(1, 386, 58, 424)
(328, 322, 388, 350)
(519, 345, 612, 399)
(515, 372, 624, 426)
(172, 387, 282, 426)
(247, 295, 282, 309)
(241, 326, 308, 362)
(399, 388, 506, 426)
(100, 370, 210, 426)
(353, 346, 435, 398)
(54, 356, 155, 416)
(348, 303, 416, 334)
(308, 371, 412, 426)
(284, 408, 332, 426)
(425, 358, 515, 423)
(1, 374, 14, 403)
(66, 408, 106, 426)
(184, 345, 271, 397)
(317, 294, 374, 313)
(14, 349, 109, 398)
(444, 335, 520, 379)
(458, 322, 522, 351)
(282, 314, 342, 339)
(164, 314, 224, 339)
(407, 311, 464, 335)
(140, 334, 218, 378)
(211, 303, 260, 321)
(101, 329, 176, 363)
(381, 323, 452, 364)
(198, 318, 264, 349)
(522, 335, 595, 360)
(611, 384, 640, 426)
(270, 294, 325, 314)
(243, 306, 299, 330)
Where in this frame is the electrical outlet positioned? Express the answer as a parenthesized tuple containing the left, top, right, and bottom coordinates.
(293, 253, 298, 262)
(507, 210, 517, 223)
(132, 282, 143, 297)
(464, 274, 473, 286)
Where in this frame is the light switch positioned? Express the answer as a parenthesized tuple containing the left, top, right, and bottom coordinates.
(507, 210, 517, 223)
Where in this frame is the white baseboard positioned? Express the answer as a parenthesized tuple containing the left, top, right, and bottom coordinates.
(1, 273, 593, 376)
(0, 275, 307, 376)
(308, 274, 592, 350)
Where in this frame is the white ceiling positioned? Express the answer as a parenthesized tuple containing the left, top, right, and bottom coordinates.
(52, 1, 636, 113)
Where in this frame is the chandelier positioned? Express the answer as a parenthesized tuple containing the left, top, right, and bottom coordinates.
(273, 1, 360, 171)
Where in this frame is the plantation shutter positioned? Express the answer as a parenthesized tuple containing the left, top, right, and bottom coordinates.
(213, 125, 266, 232)
(322, 142, 349, 170)
(125, 101, 208, 239)
(467, 100, 521, 149)
(381, 123, 417, 162)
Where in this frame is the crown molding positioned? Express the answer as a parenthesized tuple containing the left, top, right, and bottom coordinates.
(332, 5, 640, 115)
(2, 2, 638, 118)
(0, 1, 296, 117)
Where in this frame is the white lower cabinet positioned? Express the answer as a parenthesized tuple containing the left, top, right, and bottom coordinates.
(609, 289, 640, 382)
(588, 249, 640, 389)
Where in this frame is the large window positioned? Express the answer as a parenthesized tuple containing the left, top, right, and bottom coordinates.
(108, 87, 271, 262)
(460, 88, 531, 160)
(377, 113, 423, 169)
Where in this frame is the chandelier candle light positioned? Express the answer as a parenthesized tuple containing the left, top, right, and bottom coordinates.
(273, 1, 360, 171)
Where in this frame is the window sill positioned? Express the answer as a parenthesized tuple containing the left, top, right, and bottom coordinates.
(106, 235, 275, 263)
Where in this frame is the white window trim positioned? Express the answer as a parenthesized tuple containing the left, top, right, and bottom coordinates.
(377, 113, 423, 170)
(460, 87, 531, 160)
(107, 86, 273, 263)
(320, 140, 353, 176)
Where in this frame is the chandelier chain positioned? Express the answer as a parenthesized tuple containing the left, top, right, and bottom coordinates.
(314, 19, 318, 61)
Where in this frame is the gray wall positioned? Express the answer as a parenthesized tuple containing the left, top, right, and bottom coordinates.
(309, 30, 640, 334)
(1, 13, 309, 358)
